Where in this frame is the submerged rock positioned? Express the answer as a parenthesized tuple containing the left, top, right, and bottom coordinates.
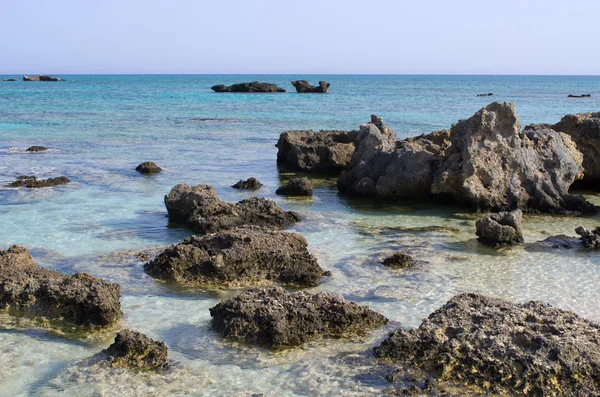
(381, 252, 416, 268)
(531, 226, 600, 250)
(375, 292, 600, 396)
(145, 228, 326, 287)
(7, 175, 70, 188)
(23, 75, 63, 81)
(26, 145, 48, 152)
(276, 177, 313, 196)
(211, 82, 285, 93)
(476, 93, 493, 97)
(103, 329, 168, 370)
(164, 184, 301, 233)
(568, 94, 591, 98)
(291, 80, 330, 93)
(0, 245, 121, 327)
(210, 286, 387, 347)
(2, 78, 17, 82)
(276, 128, 358, 173)
(231, 177, 263, 190)
(136, 161, 162, 174)
(475, 209, 524, 247)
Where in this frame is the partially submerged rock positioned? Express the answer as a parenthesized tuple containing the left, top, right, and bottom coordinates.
(476, 93, 493, 97)
(568, 94, 591, 98)
(2, 78, 17, 82)
(164, 184, 301, 233)
(375, 292, 600, 396)
(291, 80, 330, 93)
(103, 329, 168, 370)
(136, 161, 162, 174)
(381, 252, 416, 268)
(211, 82, 285, 93)
(23, 75, 63, 81)
(0, 245, 121, 327)
(145, 228, 326, 287)
(475, 209, 524, 247)
(232, 177, 262, 190)
(276, 129, 358, 173)
(7, 175, 70, 188)
(210, 286, 387, 347)
(532, 226, 600, 250)
(26, 145, 48, 152)
(276, 177, 313, 196)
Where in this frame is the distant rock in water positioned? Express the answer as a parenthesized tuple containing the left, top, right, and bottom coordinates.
(276, 177, 313, 196)
(232, 177, 262, 190)
(210, 286, 387, 348)
(476, 92, 493, 96)
(2, 78, 17, 82)
(568, 94, 591, 98)
(375, 292, 600, 396)
(381, 251, 416, 268)
(530, 226, 600, 250)
(291, 80, 330, 93)
(7, 175, 70, 188)
(211, 81, 285, 93)
(103, 329, 169, 370)
(23, 75, 63, 82)
(475, 209, 524, 247)
(136, 161, 162, 174)
(145, 227, 327, 287)
(0, 245, 121, 327)
(164, 184, 301, 233)
(26, 146, 48, 152)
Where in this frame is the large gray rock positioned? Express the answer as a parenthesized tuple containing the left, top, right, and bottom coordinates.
(475, 209, 524, 247)
(291, 80, 330, 93)
(211, 82, 285, 93)
(164, 184, 301, 233)
(0, 245, 121, 327)
(276, 177, 313, 196)
(144, 228, 327, 287)
(103, 329, 169, 370)
(210, 286, 387, 348)
(375, 292, 600, 396)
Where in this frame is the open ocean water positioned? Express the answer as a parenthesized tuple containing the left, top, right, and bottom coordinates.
(1, 74, 600, 396)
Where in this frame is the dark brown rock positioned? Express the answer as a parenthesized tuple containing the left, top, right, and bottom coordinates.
(26, 146, 48, 152)
(211, 82, 285, 93)
(291, 80, 330, 93)
(382, 252, 416, 268)
(567, 94, 591, 98)
(475, 209, 524, 247)
(136, 161, 162, 174)
(103, 329, 168, 370)
(232, 177, 262, 190)
(0, 245, 121, 327)
(210, 286, 388, 348)
(276, 177, 313, 196)
(7, 176, 70, 188)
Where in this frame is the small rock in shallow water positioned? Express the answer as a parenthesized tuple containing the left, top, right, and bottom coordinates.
(530, 226, 600, 250)
(26, 145, 48, 152)
(7, 175, 70, 188)
(136, 161, 162, 174)
(103, 329, 168, 370)
(276, 177, 313, 196)
(475, 209, 524, 247)
(381, 252, 416, 268)
(231, 177, 262, 190)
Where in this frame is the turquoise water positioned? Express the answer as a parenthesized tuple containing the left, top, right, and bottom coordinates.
(1, 75, 600, 396)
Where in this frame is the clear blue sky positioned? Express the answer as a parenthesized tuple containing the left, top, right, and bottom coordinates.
(1, 0, 598, 75)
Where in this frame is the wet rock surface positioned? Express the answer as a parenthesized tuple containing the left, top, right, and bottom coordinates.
(375, 292, 600, 396)
(276, 177, 313, 196)
(232, 177, 263, 190)
(26, 146, 48, 152)
(276, 128, 358, 173)
(531, 226, 600, 250)
(291, 80, 330, 93)
(7, 175, 70, 188)
(381, 252, 416, 268)
(0, 245, 121, 327)
(103, 329, 169, 370)
(210, 286, 388, 347)
(475, 209, 524, 247)
(211, 82, 285, 93)
(136, 161, 162, 174)
(165, 184, 301, 233)
(145, 228, 326, 287)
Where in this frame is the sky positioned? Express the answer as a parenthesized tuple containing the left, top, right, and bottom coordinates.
(1, 0, 598, 75)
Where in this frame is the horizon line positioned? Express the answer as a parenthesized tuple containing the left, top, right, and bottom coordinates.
(2, 73, 600, 77)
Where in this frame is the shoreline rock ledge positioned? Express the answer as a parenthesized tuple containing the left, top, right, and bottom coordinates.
(375, 292, 600, 396)
(211, 81, 285, 93)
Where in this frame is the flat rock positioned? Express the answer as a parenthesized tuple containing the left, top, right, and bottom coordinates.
(210, 286, 388, 348)
(145, 228, 326, 287)
(276, 177, 313, 196)
(7, 175, 70, 188)
(211, 82, 285, 93)
(103, 329, 169, 370)
(164, 184, 301, 233)
(375, 292, 600, 396)
(26, 146, 48, 152)
(291, 80, 330, 93)
(475, 209, 524, 247)
(530, 226, 600, 250)
(136, 161, 162, 174)
(0, 245, 121, 327)
(231, 177, 262, 190)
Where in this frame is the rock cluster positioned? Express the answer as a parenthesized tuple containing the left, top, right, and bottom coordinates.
(381, 252, 416, 268)
(375, 292, 600, 396)
(475, 209, 524, 247)
(103, 329, 169, 370)
(231, 177, 262, 190)
(26, 146, 48, 152)
(211, 82, 285, 93)
(291, 80, 330, 93)
(276, 177, 313, 196)
(136, 161, 162, 174)
(210, 286, 387, 348)
(23, 75, 63, 81)
(7, 176, 70, 188)
(144, 228, 327, 287)
(164, 184, 301, 233)
(532, 226, 600, 250)
(0, 245, 121, 327)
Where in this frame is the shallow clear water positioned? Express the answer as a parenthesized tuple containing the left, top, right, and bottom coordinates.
(1, 75, 600, 396)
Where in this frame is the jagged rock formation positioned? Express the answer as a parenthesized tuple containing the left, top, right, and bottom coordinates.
(232, 177, 262, 190)
(23, 75, 63, 81)
(276, 177, 313, 196)
(7, 176, 70, 188)
(475, 209, 524, 247)
(136, 162, 162, 174)
(103, 329, 169, 370)
(530, 226, 600, 250)
(291, 80, 330, 93)
(211, 82, 285, 93)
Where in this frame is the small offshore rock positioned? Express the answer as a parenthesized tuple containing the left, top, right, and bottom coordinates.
(291, 80, 330, 93)
(136, 161, 162, 174)
(276, 177, 313, 196)
(0, 245, 121, 327)
(210, 286, 388, 347)
(382, 252, 416, 268)
(103, 329, 168, 370)
(164, 184, 301, 233)
(375, 292, 600, 396)
(567, 94, 591, 98)
(476, 93, 493, 96)
(26, 146, 48, 152)
(7, 176, 70, 188)
(211, 81, 285, 93)
(2, 78, 17, 82)
(232, 177, 262, 190)
(145, 228, 326, 287)
(475, 209, 524, 247)
(23, 75, 63, 82)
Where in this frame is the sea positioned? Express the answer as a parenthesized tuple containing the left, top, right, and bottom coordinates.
(1, 74, 599, 396)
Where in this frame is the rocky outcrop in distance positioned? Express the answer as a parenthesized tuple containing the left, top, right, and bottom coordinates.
(144, 228, 327, 287)
(291, 80, 330, 93)
(568, 94, 591, 98)
(475, 209, 524, 247)
(375, 292, 600, 396)
(26, 146, 48, 152)
(7, 175, 70, 188)
(276, 177, 313, 196)
(210, 286, 387, 348)
(0, 245, 121, 327)
(136, 161, 162, 174)
(164, 184, 301, 233)
(476, 92, 493, 97)
(23, 75, 63, 81)
(211, 82, 285, 93)
(231, 177, 262, 190)
(103, 329, 169, 370)
(2, 78, 17, 82)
